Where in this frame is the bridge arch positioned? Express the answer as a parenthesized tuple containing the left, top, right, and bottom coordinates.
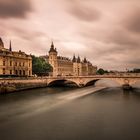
(99, 78, 120, 87)
(85, 78, 121, 87)
(85, 79, 99, 86)
(47, 79, 79, 87)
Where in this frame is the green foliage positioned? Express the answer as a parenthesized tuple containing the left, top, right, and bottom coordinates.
(97, 68, 109, 75)
(31, 55, 52, 76)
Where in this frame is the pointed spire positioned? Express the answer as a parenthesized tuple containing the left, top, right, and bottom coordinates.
(0, 37, 4, 48)
(72, 54, 76, 62)
(9, 40, 12, 51)
(51, 41, 54, 49)
(77, 55, 81, 63)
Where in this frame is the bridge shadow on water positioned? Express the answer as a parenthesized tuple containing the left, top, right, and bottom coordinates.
(48, 79, 100, 87)
(47, 79, 120, 87)
(47, 80, 79, 87)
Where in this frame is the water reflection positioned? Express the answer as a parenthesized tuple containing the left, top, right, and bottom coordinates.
(95, 79, 120, 87)
(0, 80, 139, 140)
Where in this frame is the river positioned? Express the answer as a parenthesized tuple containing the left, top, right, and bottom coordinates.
(0, 80, 140, 140)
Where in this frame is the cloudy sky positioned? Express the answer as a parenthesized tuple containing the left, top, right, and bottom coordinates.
(0, 0, 140, 70)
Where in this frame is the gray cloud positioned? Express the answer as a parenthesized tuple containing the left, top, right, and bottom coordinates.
(64, 0, 140, 69)
(11, 27, 46, 41)
(108, 30, 140, 47)
(0, 0, 32, 18)
(0, 0, 140, 70)
(67, 1, 101, 22)
(74, 18, 140, 70)
(122, 8, 140, 34)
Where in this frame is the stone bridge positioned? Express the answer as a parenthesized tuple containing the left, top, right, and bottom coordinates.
(46, 74, 140, 88)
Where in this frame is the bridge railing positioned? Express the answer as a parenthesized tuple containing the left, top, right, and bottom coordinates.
(0, 73, 140, 80)
(46, 73, 140, 79)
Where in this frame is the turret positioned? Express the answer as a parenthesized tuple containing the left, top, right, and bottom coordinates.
(48, 42, 58, 58)
(72, 54, 76, 62)
(49, 41, 57, 54)
(77, 56, 81, 63)
(83, 57, 87, 63)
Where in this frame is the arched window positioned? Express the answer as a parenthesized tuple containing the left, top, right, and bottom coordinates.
(19, 70, 22, 75)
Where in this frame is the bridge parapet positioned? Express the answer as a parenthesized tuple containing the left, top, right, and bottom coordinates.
(46, 74, 140, 87)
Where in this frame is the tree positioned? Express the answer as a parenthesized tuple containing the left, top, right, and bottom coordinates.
(97, 68, 108, 75)
(31, 55, 52, 76)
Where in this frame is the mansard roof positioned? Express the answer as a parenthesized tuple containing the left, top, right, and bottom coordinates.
(57, 56, 71, 62)
(0, 38, 31, 59)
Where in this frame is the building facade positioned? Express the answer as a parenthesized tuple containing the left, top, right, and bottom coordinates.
(0, 38, 32, 76)
(42, 42, 97, 76)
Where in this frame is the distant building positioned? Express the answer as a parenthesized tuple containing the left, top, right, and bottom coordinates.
(41, 42, 97, 76)
(0, 38, 32, 76)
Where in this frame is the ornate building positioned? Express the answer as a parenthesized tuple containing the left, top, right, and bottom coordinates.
(42, 42, 97, 76)
(0, 38, 32, 76)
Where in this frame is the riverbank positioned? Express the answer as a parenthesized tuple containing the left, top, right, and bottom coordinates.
(0, 78, 48, 94)
(0, 77, 107, 95)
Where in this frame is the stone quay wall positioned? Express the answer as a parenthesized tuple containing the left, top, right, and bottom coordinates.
(0, 78, 48, 94)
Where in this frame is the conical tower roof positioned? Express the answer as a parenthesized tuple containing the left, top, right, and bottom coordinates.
(49, 41, 57, 53)
(83, 57, 87, 63)
(77, 56, 81, 63)
(0, 37, 4, 48)
(72, 54, 76, 62)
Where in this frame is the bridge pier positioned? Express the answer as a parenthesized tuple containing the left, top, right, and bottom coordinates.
(122, 84, 132, 90)
(78, 84, 85, 88)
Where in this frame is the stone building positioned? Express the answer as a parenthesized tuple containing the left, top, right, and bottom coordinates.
(0, 38, 32, 77)
(42, 42, 97, 76)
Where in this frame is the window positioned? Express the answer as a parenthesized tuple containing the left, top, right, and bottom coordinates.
(3, 68, 5, 74)
(10, 70, 12, 75)
(23, 62, 25, 67)
(3, 61, 5, 66)
(15, 62, 17, 66)
(19, 62, 21, 66)
(23, 70, 25, 76)
(10, 61, 12, 66)
(29, 70, 31, 76)
(15, 70, 18, 75)
(19, 70, 22, 75)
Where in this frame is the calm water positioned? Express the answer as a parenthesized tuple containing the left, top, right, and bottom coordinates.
(0, 80, 140, 140)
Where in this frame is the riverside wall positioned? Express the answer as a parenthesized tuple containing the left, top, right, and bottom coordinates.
(0, 78, 48, 94)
